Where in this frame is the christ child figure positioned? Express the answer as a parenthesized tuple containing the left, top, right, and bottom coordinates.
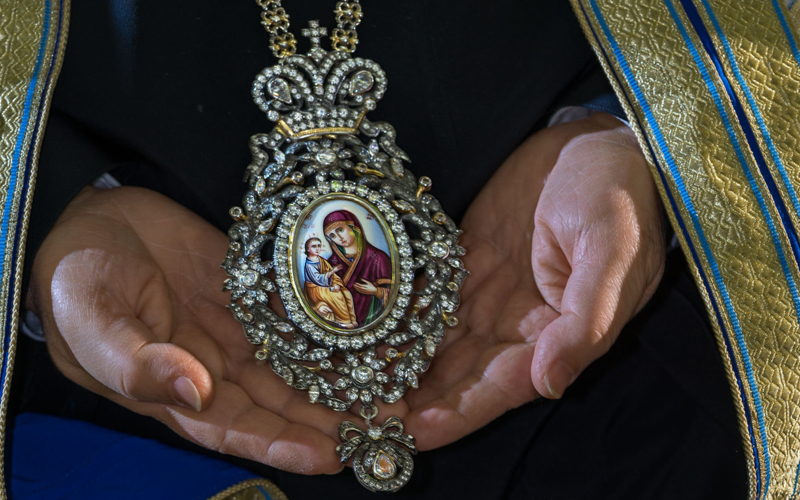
(302, 237, 358, 329)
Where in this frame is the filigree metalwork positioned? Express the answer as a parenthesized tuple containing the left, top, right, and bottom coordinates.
(337, 416, 417, 492)
(224, 19, 467, 492)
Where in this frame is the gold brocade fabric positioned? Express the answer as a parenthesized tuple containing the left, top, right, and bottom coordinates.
(0, 0, 68, 496)
(791, 1, 800, 27)
(572, 0, 800, 498)
(205, 479, 290, 500)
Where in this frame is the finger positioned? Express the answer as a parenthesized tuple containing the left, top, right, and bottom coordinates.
(236, 361, 354, 439)
(49, 249, 213, 411)
(530, 247, 640, 400)
(405, 341, 538, 450)
(531, 223, 572, 312)
(158, 380, 344, 475)
(109, 318, 214, 411)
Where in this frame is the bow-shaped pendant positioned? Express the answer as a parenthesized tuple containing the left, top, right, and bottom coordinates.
(336, 416, 417, 492)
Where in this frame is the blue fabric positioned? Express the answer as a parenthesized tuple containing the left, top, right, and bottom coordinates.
(583, 93, 626, 121)
(10, 413, 263, 500)
(110, 0, 137, 83)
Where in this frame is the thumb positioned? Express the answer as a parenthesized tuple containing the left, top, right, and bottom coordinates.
(47, 249, 214, 412)
(100, 318, 214, 412)
(530, 238, 649, 399)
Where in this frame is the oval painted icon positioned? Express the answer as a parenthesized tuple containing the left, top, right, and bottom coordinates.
(290, 194, 399, 334)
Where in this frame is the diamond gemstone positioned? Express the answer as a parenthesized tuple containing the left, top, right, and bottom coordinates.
(353, 365, 374, 385)
(316, 149, 337, 165)
(275, 322, 293, 333)
(268, 78, 292, 103)
(308, 385, 320, 403)
(239, 269, 259, 287)
(425, 338, 437, 357)
(368, 427, 383, 440)
(349, 70, 374, 95)
(255, 178, 266, 195)
(428, 242, 450, 259)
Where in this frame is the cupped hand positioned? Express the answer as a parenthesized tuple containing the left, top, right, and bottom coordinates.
(27, 186, 346, 475)
(398, 112, 665, 450)
(530, 113, 665, 399)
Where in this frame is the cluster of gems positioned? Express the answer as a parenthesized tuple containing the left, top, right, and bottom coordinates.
(222, 20, 467, 493)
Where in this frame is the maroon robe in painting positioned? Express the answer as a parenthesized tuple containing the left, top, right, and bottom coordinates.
(323, 210, 392, 326)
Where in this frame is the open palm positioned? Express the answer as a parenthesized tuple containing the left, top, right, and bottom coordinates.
(399, 113, 665, 450)
(30, 186, 346, 474)
(29, 113, 663, 473)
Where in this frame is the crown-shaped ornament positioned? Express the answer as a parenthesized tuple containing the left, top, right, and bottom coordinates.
(253, 21, 387, 140)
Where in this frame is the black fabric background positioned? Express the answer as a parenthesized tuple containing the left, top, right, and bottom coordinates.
(14, 1, 748, 498)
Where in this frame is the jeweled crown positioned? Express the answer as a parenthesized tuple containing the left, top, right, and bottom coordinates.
(252, 21, 386, 139)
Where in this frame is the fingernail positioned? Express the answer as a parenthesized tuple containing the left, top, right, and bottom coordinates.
(326, 463, 346, 475)
(544, 360, 576, 399)
(173, 376, 202, 412)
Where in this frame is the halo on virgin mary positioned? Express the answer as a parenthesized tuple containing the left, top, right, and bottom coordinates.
(290, 194, 400, 335)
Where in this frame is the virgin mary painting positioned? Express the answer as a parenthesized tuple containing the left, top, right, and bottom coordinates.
(322, 209, 392, 328)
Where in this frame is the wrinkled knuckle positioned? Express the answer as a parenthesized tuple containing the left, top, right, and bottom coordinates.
(215, 429, 237, 456)
(586, 323, 613, 354)
(119, 362, 145, 400)
(119, 341, 159, 400)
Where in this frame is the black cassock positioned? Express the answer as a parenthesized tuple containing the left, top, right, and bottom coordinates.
(16, 1, 747, 498)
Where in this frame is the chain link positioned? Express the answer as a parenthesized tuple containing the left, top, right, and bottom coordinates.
(256, 0, 362, 58)
(360, 403, 378, 423)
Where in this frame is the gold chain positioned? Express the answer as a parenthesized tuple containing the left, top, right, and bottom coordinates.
(256, 0, 363, 59)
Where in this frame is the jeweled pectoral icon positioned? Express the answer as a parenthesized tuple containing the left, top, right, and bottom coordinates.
(223, 5, 467, 493)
